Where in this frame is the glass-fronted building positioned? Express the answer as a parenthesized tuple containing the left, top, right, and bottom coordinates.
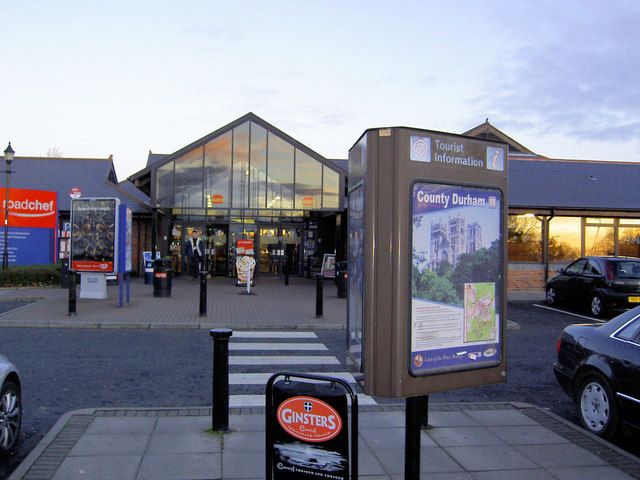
(130, 113, 346, 277)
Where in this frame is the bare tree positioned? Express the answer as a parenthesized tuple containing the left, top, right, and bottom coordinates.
(46, 147, 64, 158)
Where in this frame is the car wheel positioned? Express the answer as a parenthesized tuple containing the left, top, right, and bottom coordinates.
(546, 286, 558, 306)
(589, 294, 606, 318)
(0, 381, 21, 457)
(577, 373, 618, 439)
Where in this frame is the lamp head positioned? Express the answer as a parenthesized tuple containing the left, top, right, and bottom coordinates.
(4, 143, 14, 165)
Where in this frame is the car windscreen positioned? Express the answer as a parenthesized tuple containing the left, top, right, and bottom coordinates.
(613, 260, 640, 279)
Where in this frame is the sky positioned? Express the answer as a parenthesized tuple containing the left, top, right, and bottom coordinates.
(2, 1, 639, 181)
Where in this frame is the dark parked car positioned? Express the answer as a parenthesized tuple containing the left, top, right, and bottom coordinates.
(546, 256, 640, 317)
(554, 307, 640, 439)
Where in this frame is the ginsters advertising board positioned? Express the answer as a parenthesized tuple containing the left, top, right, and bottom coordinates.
(70, 198, 119, 273)
(347, 128, 508, 397)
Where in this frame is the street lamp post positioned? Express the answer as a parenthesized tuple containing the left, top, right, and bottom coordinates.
(2, 143, 14, 270)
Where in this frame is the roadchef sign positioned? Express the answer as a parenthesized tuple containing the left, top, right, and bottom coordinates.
(277, 396, 342, 442)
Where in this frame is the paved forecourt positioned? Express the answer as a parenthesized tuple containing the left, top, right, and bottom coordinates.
(0, 275, 345, 329)
(9, 402, 640, 480)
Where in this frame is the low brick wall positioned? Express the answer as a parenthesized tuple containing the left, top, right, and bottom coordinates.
(507, 263, 559, 291)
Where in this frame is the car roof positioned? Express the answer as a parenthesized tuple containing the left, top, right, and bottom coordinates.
(585, 256, 640, 261)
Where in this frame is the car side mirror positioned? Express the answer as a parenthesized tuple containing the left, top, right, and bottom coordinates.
(556, 268, 565, 274)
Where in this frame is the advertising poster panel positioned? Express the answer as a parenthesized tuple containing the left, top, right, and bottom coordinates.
(0, 188, 57, 265)
(271, 380, 349, 480)
(71, 198, 118, 273)
(410, 182, 502, 375)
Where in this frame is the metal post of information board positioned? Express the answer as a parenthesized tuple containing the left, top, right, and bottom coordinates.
(199, 270, 207, 317)
(405, 395, 423, 479)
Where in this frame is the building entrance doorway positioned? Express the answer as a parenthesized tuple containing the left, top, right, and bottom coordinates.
(206, 224, 228, 276)
(258, 225, 302, 275)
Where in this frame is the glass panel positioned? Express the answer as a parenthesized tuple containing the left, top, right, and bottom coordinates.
(585, 226, 614, 256)
(616, 318, 640, 343)
(267, 133, 294, 209)
(204, 132, 232, 208)
(249, 122, 267, 209)
(619, 227, 640, 257)
(295, 150, 322, 209)
(549, 217, 581, 261)
(174, 147, 203, 208)
(565, 258, 587, 274)
(586, 218, 614, 224)
(232, 122, 250, 208)
(282, 227, 301, 274)
(619, 218, 640, 226)
(155, 161, 174, 207)
(323, 167, 340, 209)
(507, 215, 542, 262)
(229, 224, 257, 278)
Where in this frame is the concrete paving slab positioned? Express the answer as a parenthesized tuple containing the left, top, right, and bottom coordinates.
(84, 417, 156, 435)
(445, 445, 538, 471)
(426, 411, 481, 427)
(464, 409, 540, 426)
(375, 447, 464, 474)
(360, 427, 437, 450)
(153, 416, 210, 433)
(359, 411, 406, 428)
(51, 454, 141, 480)
(547, 466, 637, 480)
(228, 413, 264, 432)
(137, 453, 221, 480)
(390, 474, 473, 480)
(513, 443, 608, 468)
(222, 431, 265, 452)
(69, 433, 150, 456)
(428, 426, 505, 447)
(357, 442, 387, 476)
(487, 425, 570, 445)
(146, 432, 221, 454)
(222, 451, 265, 478)
(470, 469, 558, 480)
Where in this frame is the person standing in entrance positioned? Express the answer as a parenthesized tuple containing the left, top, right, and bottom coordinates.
(185, 230, 205, 278)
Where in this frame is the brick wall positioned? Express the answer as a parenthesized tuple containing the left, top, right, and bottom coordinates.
(507, 263, 550, 291)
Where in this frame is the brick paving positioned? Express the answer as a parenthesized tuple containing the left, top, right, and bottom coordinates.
(0, 275, 345, 329)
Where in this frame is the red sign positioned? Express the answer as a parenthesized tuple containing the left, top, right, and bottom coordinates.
(236, 239, 254, 255)
(302, 196, 315, 208)
(0, 188, 57, 229)
(71, 260, 113, 272)
(69, 187, 82, 199)
(276, 396, 342, 442)
(211, 194, 224, 204)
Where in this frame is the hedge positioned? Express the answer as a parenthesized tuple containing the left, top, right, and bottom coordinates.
(0, 264, 61, 287)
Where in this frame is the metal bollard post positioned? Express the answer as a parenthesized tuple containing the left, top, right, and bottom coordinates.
(306, 256, 312, 279)
(210, 328, 233, 432)
(284, 256, 289, 286)
(315, 274, 323, 317)
(199, 271, 207, 317)
(420, 394, 430, 428)
(405, 395, 422, 479)
(68, 270, 77, 316)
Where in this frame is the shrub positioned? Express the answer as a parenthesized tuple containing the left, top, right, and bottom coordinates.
(0, 264, 61, 287)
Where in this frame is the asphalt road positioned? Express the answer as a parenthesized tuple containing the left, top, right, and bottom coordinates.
(0, 301, 637, 478)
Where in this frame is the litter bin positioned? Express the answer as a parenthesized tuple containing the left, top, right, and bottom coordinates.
(153, 258, 173, 297)
(60, 258, 70, 289)
(335, 261, 348, 298)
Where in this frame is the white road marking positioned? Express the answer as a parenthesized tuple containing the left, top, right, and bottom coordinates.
(232, 331, 317, 339)
(229, 355, 340, 365)
(230, 372, 357, 385)
(532, 304, 606, 323)
(230, 393, 378, 408)
(229, 343, 328, 351)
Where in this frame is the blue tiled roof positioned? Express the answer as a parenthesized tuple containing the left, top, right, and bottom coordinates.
(509, 156, 640, 211)
(0, 156, 151, 213)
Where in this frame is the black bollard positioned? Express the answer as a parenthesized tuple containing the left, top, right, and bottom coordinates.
(199, 271, 207, 317)
(284, 257, 289, 286)
(210, 328, 233, 432)
(315, 274, 323, 317)
(420, 394, 430, 428)
(68, 270, 77, 316)
(306, 256, 312, 279)
(405, 395, 423, 479)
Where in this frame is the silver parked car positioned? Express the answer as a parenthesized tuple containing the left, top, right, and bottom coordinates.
(0, 354, 21, 456)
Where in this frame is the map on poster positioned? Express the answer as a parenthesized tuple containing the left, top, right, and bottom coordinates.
(410, 182, 502, 375)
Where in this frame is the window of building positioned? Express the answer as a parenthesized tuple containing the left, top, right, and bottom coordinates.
(295, 150, 322, 209)
(549, 217, 581, 261)
(267, 133, 294, 209)
(156, 161, 174, 207)
(249, 123, 267, 209)
(508, 215, 542, 262)
(204, 131, 232, 208)
(619, 226, 640, 257)
(323, 167, 340, 209)
(585, 224, 614, 256)
(174, 147, 203, 208)
(232, 122, 250, 208)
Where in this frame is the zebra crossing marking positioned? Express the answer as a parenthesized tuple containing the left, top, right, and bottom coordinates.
(229, 342, 328, 351)
(230, 393, 377, 408)
(230, 372, 357, 385)
(232, 331, 317, 339)
(229, 355, 340, 365)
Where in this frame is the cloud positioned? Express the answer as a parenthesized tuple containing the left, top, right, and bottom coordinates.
(480, 3, 640, 142)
